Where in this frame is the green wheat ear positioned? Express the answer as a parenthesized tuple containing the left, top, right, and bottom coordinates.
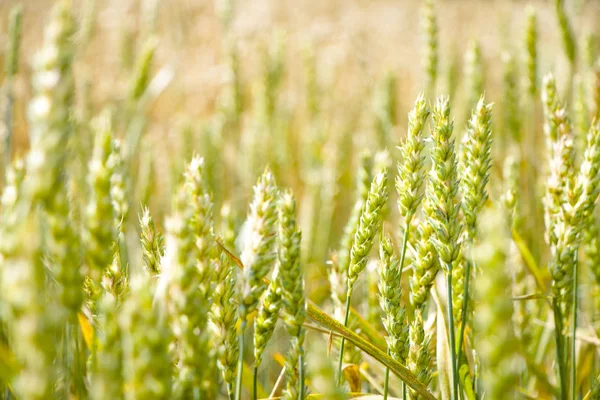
(163, 155, 215, 397)
(524, 6, 538, 97)
(378, 234, 408, 364)
(276, 190, 306, 400)
(209, 254, 239, 398)
(85, 112, 117, 285)
(120, 275, 172, 399)
(26, 0, 75, 204)
(90, 291, 124, 400)
(555, 0, 577, 67)
(472, 208, 522, 399)
(5, 5, 22, 79)
(239, 168, 278, 319)
(373, 71, 397, 147)
(421, 0, 438, 98)
(501, 53, 521, 144)
(427, 96, 462, 271)
(408, 310, 433, 400)
(426, 95, 462, 400)
(334, 151, 373, 316)
(139, 205, 164, 276)
(2, 5, 23, 167)
(254, 265, 282, 367)
(396, 93, 429, 222)
(346, 167, 389, 295)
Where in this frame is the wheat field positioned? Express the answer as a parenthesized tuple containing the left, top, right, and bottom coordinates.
(0, 0, 599, 399)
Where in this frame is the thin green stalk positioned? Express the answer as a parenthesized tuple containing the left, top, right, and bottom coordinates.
(299, 352, 305, 400)
(337, 294, 352, 386)
(383, 355, 390, 398)
(553, 298, 568, 400)
(456, 259, 472, 397)
(383, 224, 411, 399)
(235, 318, 247, 400)
(447, 268, 458, 400)
(571, 255, 578, 400)
(457, 261, 471, 356)
(253, 365, 258, 400)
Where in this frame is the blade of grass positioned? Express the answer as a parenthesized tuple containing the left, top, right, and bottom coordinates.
(349, 307, 387, 351)
(306, 301, 437, 400)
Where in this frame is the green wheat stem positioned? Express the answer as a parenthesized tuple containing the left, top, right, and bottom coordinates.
(456, 259, 472, 372)
(299, 353, 305, 400)
(456, 259, 475, 400)
(447, 268, 458, 400)
(382, 222, 411, 399)
(253, 365, 258, 400)
(235, 318, 247, 400)
(336, 294, 352, 386)
(383, 349, 391, 399)
(398, 225, 411, 400)
(571, 254, 578, 400)
(553, 298, 568, 400)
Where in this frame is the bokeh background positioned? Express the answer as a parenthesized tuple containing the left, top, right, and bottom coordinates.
(1, 0, 598, 295)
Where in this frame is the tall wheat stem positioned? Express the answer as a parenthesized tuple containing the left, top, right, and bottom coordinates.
(235, 318, 247, 400)
(447, 268, 458, 400)
(383, 350, 391, 398)
(553, 299, 568, 400)
(336, 295, 352, 385)
(571, 254, 578, 400)
(299, 353, 305, 399)
(253, 365, 258, 400)
(456, 259, 472, 376)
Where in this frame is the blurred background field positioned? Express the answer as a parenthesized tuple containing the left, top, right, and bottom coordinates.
(1, 0, 597, 240)
(2, 0, 598, 153)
